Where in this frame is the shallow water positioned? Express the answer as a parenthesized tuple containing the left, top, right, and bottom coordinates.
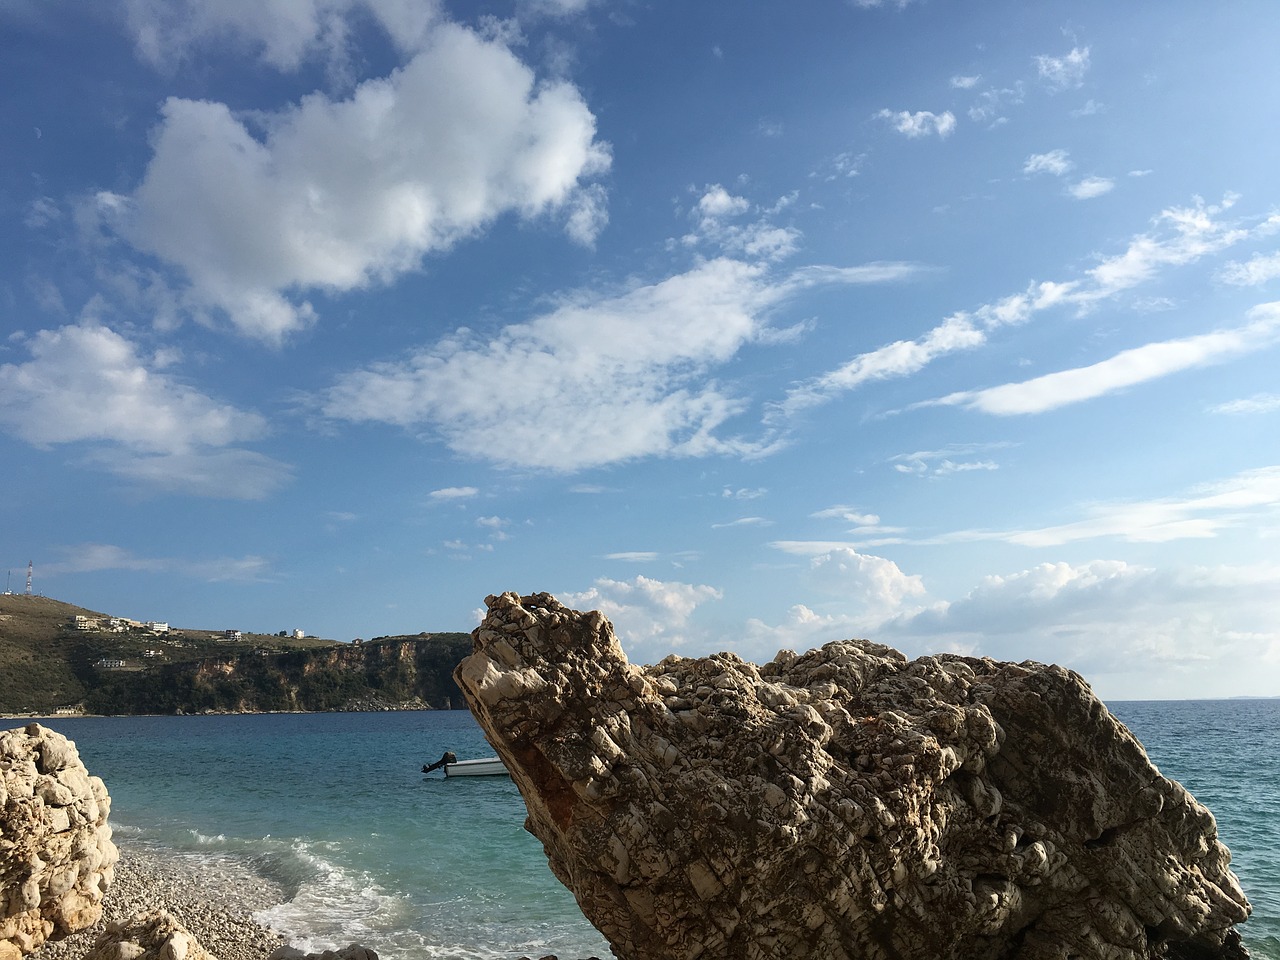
(35, 698, 1280, 960)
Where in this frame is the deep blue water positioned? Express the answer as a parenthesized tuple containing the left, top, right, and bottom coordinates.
(29, 699, 1280, 959)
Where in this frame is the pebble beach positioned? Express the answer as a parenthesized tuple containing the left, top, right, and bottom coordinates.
(33, 844, 288, 960)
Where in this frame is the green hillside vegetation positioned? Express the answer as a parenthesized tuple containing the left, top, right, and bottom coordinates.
(0, 594, 473, 716)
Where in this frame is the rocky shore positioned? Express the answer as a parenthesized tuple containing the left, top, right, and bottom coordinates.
(30, 846, 287, 960)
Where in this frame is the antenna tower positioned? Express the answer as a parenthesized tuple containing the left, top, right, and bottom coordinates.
(26, 560, 33, 595)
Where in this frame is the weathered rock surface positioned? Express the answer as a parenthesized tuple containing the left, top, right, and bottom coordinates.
(457, 592, 1252, 960)
(269, 943, 378, 960)
(1, 724, 118, 960)
(83, 911, 213, 960)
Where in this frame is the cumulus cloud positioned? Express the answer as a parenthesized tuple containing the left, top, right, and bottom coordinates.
(101, 21, 611, 343)
(681, 185, 800, 262)
(561, 575, 722, 660)
(1023, 149, 1073, 176)
(1068, 176, 1115, 200)
(876, 109, 957, 139)
(320, 256, 922, 471)
(950, 75, 981, 89)
(925, 302, 1280, 416)
(781, 196, 1278, 417)
(1035, 46, 1091, 92)
(0, 323, 289, 498)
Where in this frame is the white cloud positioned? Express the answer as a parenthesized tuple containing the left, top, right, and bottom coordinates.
(1023, 149, 1073, 176)
(42, 542, 273, 583)
(848, 0, 917, 8)
(811, 504, 881, 527)
(682, 185, 800, 262)
(429, 486, 479, 500)
(1068, 176, 1115, 200)
(102, 22, 610, 343)
(562, 575, 722, 661)
(891, 445, 1010, 477)
(1211, 393, 1280, 415)
(711, 516, 772, 529)
(1035, 45, 1091, 92)
(321, 256, 922, 471)
(876, 109, 957, 139)
(0, 324, 288, 498)
(880, 559, 1280, 698)
(966, 84, 1026, 126)
(782, 196, 1276, 416)
(122, 0, 440, 70)
(807, 547, 926, 611)
(1218, 251, 1280, 286)
(926, 302, 1280, 416)
(605, 551, 658, 562)
(950, 74, 981, 89)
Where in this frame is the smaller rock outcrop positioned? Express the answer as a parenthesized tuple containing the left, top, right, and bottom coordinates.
(458, 592, 1252, 960)
(84, 911, 212, 960)
(269, 944, 378, 960)
(1, 724, 118, 960)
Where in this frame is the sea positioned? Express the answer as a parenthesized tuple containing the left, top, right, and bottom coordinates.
(25, 699, 1280, 960)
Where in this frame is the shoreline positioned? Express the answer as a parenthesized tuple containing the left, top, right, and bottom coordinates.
(32, 843, 288, 960)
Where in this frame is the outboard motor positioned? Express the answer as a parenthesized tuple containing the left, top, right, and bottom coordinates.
(422, 751, 457, 774)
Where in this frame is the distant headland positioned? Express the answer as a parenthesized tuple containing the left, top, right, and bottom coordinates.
(0, 593, 472, 716)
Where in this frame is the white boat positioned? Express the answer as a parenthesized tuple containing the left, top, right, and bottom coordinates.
(444, 756, 508, 777)
(422, 751, 509, 778)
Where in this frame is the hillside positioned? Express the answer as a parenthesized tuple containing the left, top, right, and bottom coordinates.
(0, 594, 473, 715)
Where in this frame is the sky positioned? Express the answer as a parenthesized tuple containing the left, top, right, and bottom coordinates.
(2, 0, 1279, 702)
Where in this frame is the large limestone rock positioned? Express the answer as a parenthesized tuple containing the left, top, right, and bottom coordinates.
(457, 592, 1252, 960)
(1, 724, 118, 960)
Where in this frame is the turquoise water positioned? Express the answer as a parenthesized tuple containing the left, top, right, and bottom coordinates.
(32, 699, 1280, 959)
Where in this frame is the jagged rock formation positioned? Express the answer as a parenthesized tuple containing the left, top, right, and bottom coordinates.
(457, 592, 1252, 960)
(84, 911, 213, 960)
(1, 724, 118, 960)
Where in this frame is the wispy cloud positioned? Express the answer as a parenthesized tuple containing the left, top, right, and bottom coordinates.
(322, 254, 925, 472)
(42, 543, 273, 582)
(605, 551, 659, 562)
(1023, 149, 1073, 176)
(923, 302, 1280, 416)
(891, 443, 1012, 477)
(780, 196, 1278, 417)
(1210, 393, 1280, 415)
(792, 466, 1280, 550)
(711, 516, 773, 528)
(429, 486, 479, 501)
(950, 75, 981, 90)
(1068, 176, 1115, 200)
(1035, 45, 1091, 92)
(1218, 251, 1280, 286)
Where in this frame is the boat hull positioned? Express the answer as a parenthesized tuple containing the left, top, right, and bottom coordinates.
(444, 757, 508, 777)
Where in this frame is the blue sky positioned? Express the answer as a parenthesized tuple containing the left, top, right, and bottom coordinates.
(3, 0, 1279, 701)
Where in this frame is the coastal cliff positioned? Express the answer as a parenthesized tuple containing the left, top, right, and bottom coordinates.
(457, 591, 1252, 960)
(86, 636, 473, 715)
